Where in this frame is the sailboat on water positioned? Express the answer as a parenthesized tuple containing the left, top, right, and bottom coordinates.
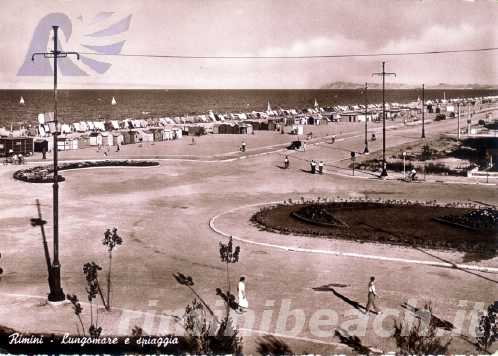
(19, 96, 25, 105)
(111, 96, 117, 105)
(266, 99, 272, 113)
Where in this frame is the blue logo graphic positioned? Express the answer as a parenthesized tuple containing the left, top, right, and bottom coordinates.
(17, 12, 132, 76)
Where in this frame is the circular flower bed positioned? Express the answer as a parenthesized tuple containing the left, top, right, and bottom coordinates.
(251, 198, 497, 254)
(13, 160, 160, 183)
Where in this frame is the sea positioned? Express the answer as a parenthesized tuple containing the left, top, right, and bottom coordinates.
(1, 89, 498, 127)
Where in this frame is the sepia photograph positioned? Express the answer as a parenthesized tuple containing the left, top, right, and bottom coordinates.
(0, 0, 497, 354)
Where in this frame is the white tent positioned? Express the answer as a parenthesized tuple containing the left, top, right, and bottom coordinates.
(61, 124, 71, 134)
(38, 113, 45, 124)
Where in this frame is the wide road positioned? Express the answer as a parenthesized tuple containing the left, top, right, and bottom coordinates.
(0, 109, 496, 354)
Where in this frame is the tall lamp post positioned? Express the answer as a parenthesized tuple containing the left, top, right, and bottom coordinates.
(421, 84, 425, 139)
(373, 62, 396, 177)
(457, 102, 461, 141)
(363, 82, 369, 154)
(32, 26, 80, 302)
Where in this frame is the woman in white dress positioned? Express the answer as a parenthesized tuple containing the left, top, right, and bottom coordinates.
(238, 276, 248, 311)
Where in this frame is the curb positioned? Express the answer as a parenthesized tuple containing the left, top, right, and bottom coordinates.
(208, 201, 498, 274)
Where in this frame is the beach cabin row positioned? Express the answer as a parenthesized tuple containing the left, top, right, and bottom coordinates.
(0, 137, 34, 157)
(212, 123, 254, 135)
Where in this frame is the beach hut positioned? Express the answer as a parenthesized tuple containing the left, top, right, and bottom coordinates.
(151, 128, 163, 142)
(162, 129, 173, 140)
(57, 137, 78, 151)
(78, 135, 91, 149)
(212, 124, 221, 134)
(0, 137, 34, 157)
(122, 130, 137, 145)
(188, 126, 205, 136)
(101, 132, 113, 146)
(239, 123, 253, 135)
(141, 130, 154, 142)
(89, 132, 103, 146)
(112, 132, 124, 146)
(173, 128, 182, 139)
(70, 138, 79, 150)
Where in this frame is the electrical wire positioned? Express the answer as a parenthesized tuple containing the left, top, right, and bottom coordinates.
(78, 46, 498, 60)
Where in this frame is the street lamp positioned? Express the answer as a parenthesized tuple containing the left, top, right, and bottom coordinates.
(372, 62, 396, 177)
(32, 26, 80, 303)
(363, 82, 369, 154)
(421, 84, 425, 139)
(457, 102, 461, 141)
(403, 151, 407, 179)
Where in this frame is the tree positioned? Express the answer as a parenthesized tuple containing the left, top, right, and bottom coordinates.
(102, 227, 123, 311)
(219, 236, 240, 314)
(476, 301, 498, 353)
(83, 261, 107, 310)
(393, 304, 451, 355)
(67, 294, 85, 336)
(67, 262, 105, 337)
(172, 236, 243, 354)
(173, 275, 242, 354)
(83, 262, 104, 337)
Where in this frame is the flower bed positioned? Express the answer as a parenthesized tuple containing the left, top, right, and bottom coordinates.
(13, 160, 160, 183)
(251, 198, 497, 255)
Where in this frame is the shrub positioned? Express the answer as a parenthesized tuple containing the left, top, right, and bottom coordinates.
(393, 307, 451, 355)
(476, 301, 498, 352)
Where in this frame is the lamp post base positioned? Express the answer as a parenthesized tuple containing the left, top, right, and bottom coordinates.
(47, 265, 65, 302)
(380, 168, 388, 177)
(48, 288, 65, 302)
(363, 146, 369, 154)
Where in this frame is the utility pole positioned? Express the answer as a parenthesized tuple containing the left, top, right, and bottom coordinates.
(363, 82, 369, 154)
(457, 102, 461, 141)
(421, 84, 425, 139)
(32, 26, 80, 302)
(372, 61, 396, 177)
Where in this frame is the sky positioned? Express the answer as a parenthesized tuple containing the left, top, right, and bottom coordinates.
(0, 0, 497, 89)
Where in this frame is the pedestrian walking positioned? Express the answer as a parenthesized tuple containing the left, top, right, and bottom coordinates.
(365, 276, 381, 314)
(318, 161, 324, 174)
(284, 156, 289, 169)
(310, 160, 316, 174)
(116, 143, 120, 152)
(240, 140, 246, 152)
(238, 276, 248, 312)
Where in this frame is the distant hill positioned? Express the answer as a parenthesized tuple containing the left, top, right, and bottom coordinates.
(320, 81, 498, 90)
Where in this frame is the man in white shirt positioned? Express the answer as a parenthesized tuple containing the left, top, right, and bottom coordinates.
(366, 276, 381, 314)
